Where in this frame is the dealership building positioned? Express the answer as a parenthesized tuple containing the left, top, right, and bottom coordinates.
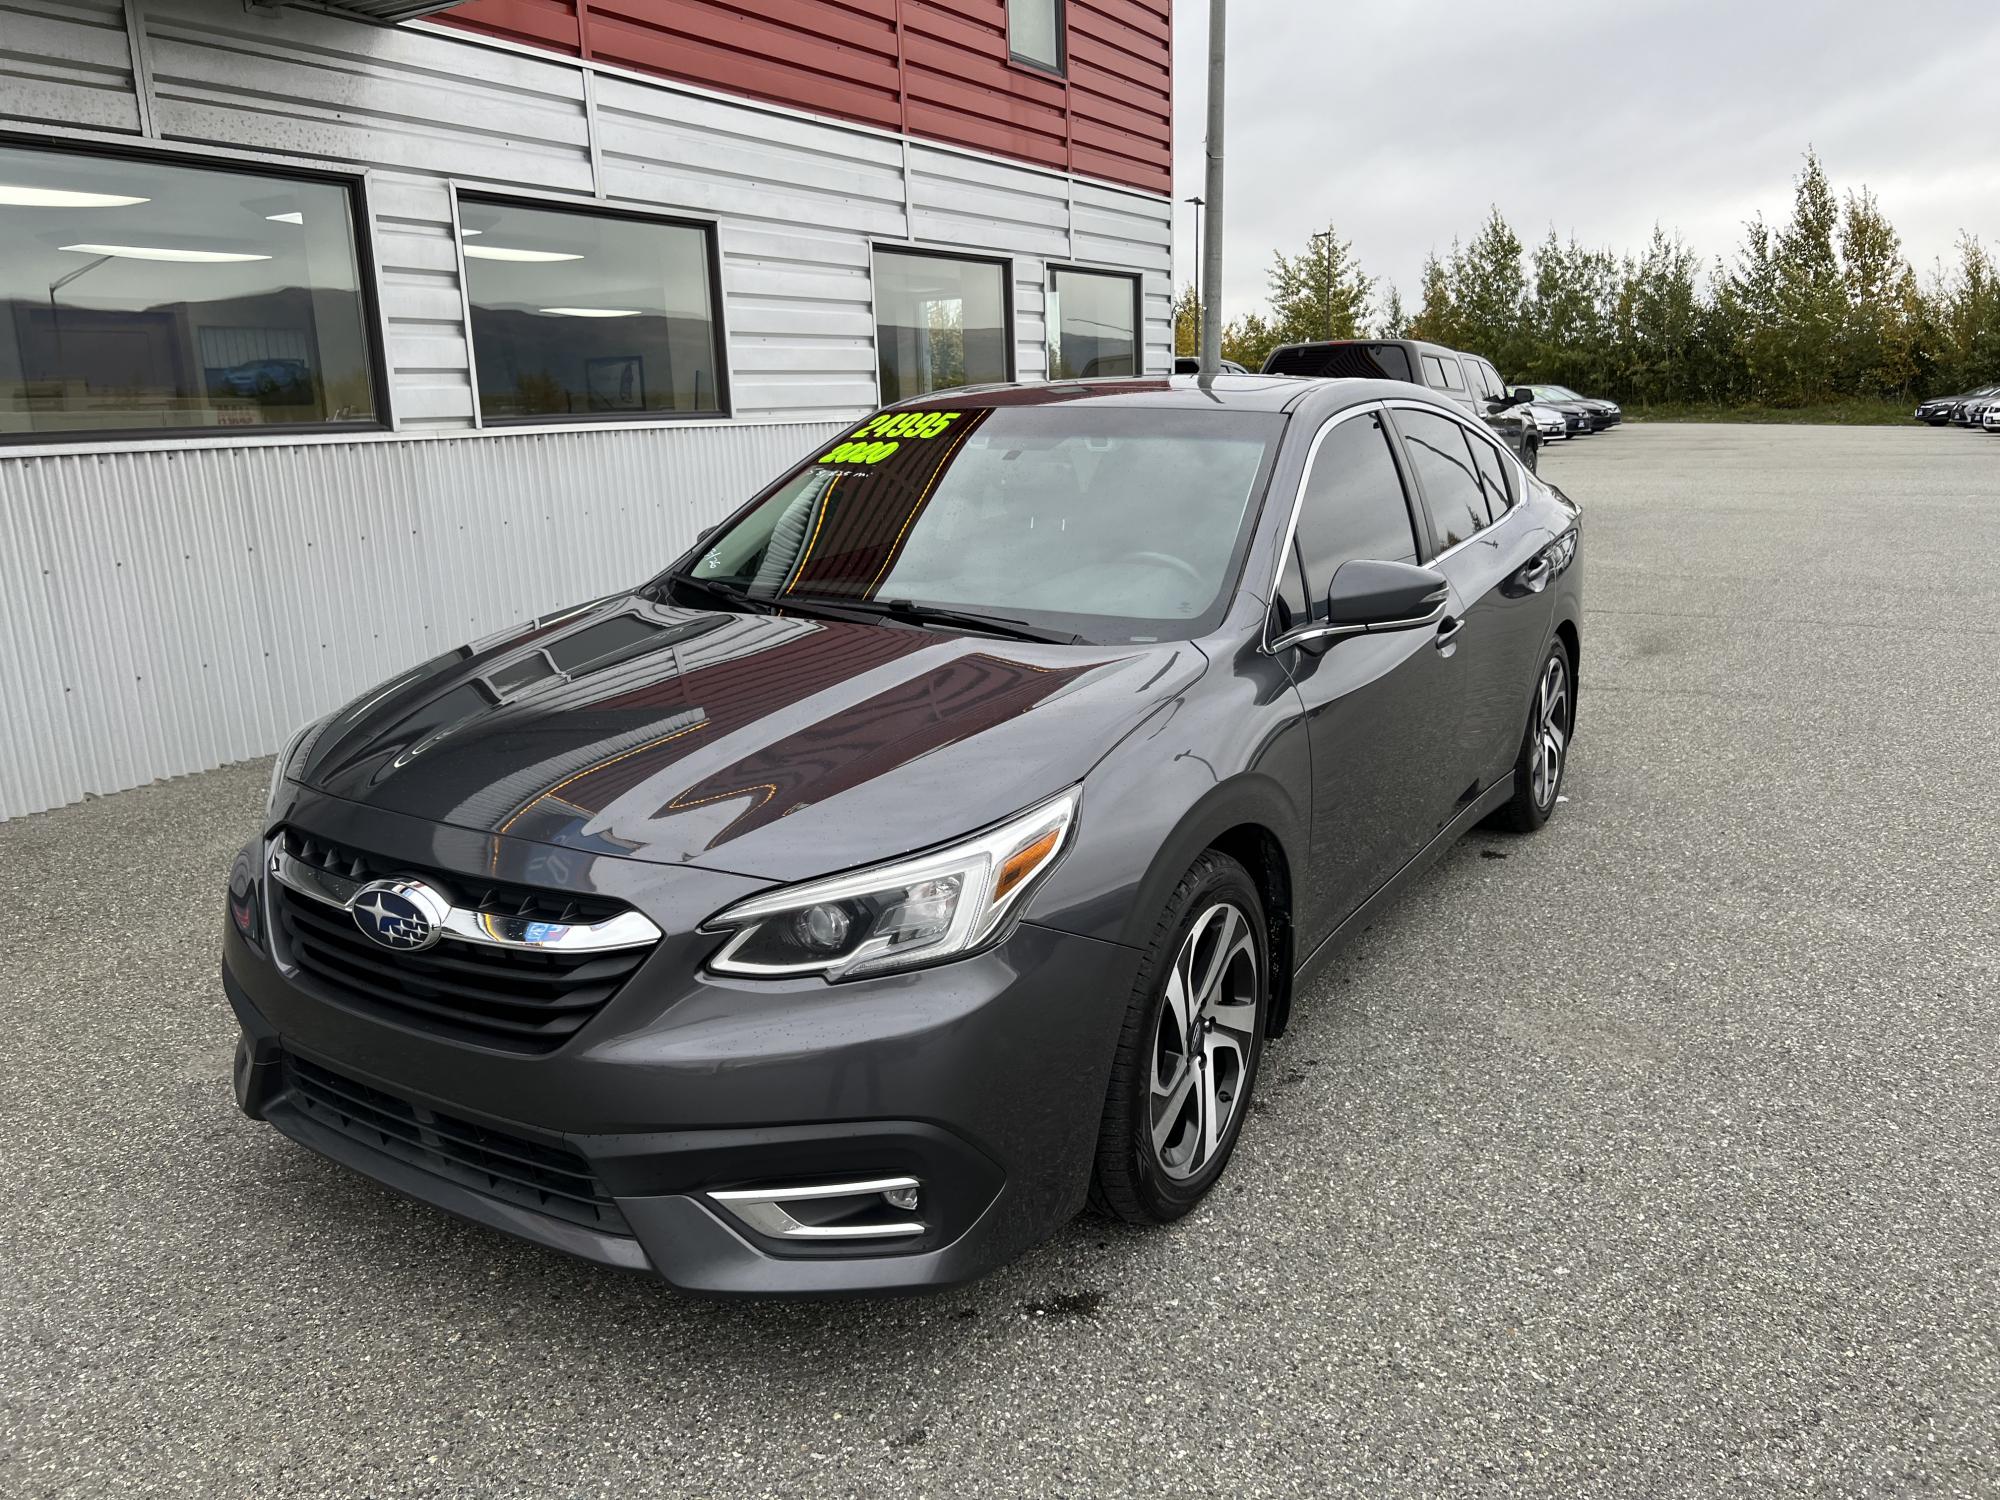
(0, 0, 1174, 819)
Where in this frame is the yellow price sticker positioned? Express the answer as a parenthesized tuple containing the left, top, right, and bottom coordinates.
(818, 409, 963, 464)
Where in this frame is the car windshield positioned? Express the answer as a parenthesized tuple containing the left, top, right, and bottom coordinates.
(674, 404, 1285, 642)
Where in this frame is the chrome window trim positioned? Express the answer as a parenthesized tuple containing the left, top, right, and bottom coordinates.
(268, 845, 662, 954)
(1257, 400, 1392, 654)
(1383, 399, 1532, 569)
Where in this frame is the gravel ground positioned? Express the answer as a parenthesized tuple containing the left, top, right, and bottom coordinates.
(3, 423, 1997, 1498)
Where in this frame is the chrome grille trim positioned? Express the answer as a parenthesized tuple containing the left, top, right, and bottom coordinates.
(269, 845, 661, 954)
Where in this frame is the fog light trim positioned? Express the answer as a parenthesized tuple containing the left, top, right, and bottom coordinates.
(708, 1176, 926, 1240)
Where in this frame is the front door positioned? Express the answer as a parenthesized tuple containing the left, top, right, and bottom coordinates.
(1272, 407, 1470, 947)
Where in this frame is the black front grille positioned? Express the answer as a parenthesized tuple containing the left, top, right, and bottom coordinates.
(284, 1054, 630, 1236)
(273, 829, 651, 1053)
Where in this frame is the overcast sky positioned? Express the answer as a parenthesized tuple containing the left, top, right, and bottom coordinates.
(1169, 0, 2000, 320)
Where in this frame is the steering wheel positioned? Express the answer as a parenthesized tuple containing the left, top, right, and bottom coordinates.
(1120, 551, 1206, 588)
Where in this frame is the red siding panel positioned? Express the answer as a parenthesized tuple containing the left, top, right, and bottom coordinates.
(437, 0, 1170, 194)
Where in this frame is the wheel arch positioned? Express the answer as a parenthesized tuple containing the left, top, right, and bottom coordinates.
(1554, 616, 1581, 732)
(1205, 822, 1297, 1038)
(1104, 775, 1304, 1042)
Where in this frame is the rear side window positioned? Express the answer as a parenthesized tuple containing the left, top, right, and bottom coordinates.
(1466, 431, 1514, 521)
(1293, 412, 1419, 614)
(1420, 354, 1447, 387)
(1436, 357, 1466, 392)
(1393, 408, 1489, 549)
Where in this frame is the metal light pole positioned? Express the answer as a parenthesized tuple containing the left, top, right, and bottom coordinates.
(1183, 193, 1204, 359)
(1310, 229, 1335, 340)
(1197, 0, 1226, 383)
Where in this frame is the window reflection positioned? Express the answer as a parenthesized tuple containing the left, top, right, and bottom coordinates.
(1049, 267, 1139, 379)
(461, 198, 724, 421)
(0, 143, 377, 437)
(874, 250, 1009, 402)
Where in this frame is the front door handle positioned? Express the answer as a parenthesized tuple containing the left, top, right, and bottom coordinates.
(1434, 614, 1466, 653)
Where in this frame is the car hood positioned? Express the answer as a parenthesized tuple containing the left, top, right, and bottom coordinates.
(293, 593, 1207, 882)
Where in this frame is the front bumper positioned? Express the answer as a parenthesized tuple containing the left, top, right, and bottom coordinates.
(223, 810, 1139, 1296)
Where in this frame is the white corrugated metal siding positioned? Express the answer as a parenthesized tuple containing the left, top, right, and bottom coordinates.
(0, 422, 842, 819)
(0, 0, 1174, 819)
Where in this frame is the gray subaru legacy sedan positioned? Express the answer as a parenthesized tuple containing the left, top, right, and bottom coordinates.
(223, 373, 1582, 1296)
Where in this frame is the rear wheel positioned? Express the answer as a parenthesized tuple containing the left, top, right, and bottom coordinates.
(1090, 852, 1268, 1224)
(1492, 638, 1572, 833)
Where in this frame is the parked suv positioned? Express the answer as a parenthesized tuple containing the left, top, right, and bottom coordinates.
(1260, 339, 1540, 470)
(223, 375, 1583, 1296)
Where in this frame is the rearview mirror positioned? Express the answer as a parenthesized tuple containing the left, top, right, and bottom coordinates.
(1326, 559, 1450, 631)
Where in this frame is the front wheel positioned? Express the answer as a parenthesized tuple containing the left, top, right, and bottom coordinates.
(1090, 851, 1268, 1224)
(1491, 638, 1573, 833)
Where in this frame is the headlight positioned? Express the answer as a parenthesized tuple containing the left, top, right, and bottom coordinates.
(704, 790, 1078, 980)
(267, 714, 329, 813)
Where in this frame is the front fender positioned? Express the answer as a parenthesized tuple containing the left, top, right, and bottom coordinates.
(1024, 635, 1311, 1023)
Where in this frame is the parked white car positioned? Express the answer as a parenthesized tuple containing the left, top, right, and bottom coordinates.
(1530, 402, 1569, 440)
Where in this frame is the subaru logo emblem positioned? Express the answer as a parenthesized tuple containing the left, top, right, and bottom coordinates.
(349, 878, 450, 952)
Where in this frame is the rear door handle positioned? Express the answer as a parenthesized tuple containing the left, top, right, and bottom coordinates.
(1434, 614, 1466, 652)
(1514, 554, 1554, 592)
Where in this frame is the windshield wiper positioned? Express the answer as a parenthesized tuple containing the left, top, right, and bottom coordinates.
(659, 572, 777, 614)
(794, 595, 1082, 644)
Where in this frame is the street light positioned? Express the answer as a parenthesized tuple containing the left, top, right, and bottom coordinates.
(1309, 229, 1336, 341)
(1197, 0, 1226, 382)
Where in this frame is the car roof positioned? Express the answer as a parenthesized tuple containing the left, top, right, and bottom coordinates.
(880, 374, 1443, 416)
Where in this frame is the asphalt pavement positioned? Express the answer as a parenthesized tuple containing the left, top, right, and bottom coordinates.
(3, 422, 1997, 1498)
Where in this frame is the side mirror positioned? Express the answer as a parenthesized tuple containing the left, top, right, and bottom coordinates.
(1326, 559, 1450, 632)
(1510, 387, 1535, 406)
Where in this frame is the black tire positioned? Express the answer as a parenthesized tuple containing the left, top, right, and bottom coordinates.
(1089, 850, 1269, 1225)
(1491, 636, 1574, 833)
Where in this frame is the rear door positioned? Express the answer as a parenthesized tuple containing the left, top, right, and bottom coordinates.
(1385, 402, 1558, 800)
(1270, 406, 1470, 941)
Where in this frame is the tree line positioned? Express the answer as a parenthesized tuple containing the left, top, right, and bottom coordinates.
(1176, 150, 2000, 409)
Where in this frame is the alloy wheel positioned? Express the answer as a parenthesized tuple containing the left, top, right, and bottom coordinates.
(1529, 653, 1569, 809)
(1150, 901, 1261, 1181)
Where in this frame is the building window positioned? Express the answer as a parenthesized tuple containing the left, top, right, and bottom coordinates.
(873, 249, 1011, 402)
(0, 142, 379, 440)
(1008, 0, 1065, 72)
(1048, 267, 1140, 379)
(460, 197, 725, 422)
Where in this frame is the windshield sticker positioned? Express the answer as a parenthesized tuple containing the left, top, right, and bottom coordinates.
(818, 410, 963, 465)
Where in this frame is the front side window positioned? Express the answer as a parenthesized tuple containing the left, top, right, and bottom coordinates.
(0, 142, 378, 439)
(1393, 408, 1490, 550)
(461, 197, 724, 421)
(685, 404, 1282, 642)
(1048, 268, 1138, 379)
(874, 250, 1010, 402)
(1293, 413, 1419, 614)
(1008, 0, 1064, 71)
